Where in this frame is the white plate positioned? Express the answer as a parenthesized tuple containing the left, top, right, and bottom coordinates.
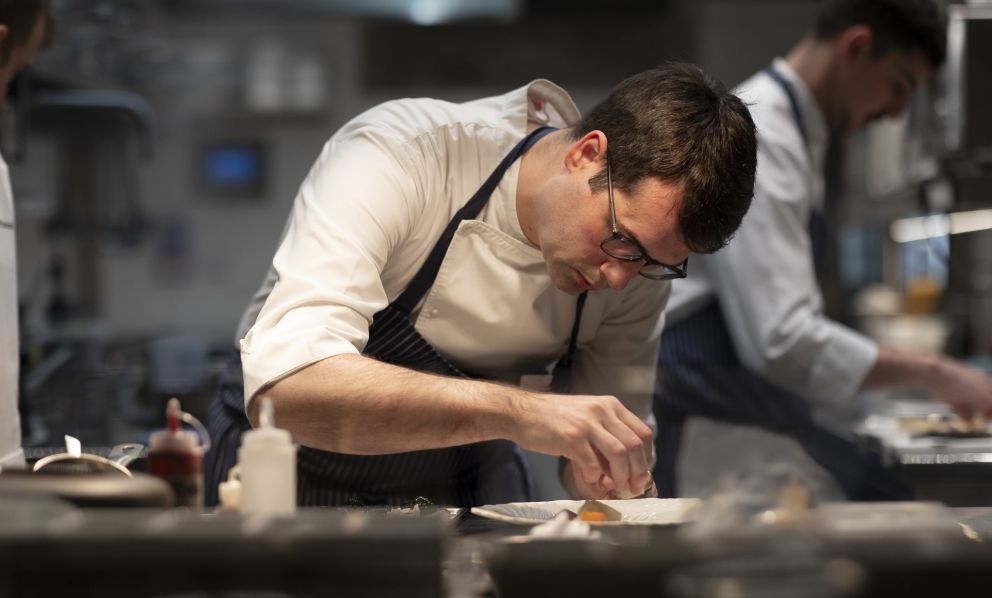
(471, 498, 701, 526)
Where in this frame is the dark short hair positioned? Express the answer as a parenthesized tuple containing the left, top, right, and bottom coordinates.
(813, 0, 945, 68)
(0, 0, 54, 67)
(572, 62, 757, 254)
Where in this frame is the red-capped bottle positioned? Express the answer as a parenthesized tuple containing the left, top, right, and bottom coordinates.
(147, 398, 205, 508)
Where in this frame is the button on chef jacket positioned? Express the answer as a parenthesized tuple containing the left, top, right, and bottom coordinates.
(237, 79, 669, 438)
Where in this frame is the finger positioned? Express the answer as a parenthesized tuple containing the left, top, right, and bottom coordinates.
(951, 404, 974, 420)
(594, 449, 617, 492)
(598, 419, 647, 497)
(588, 425, 633, 497)
(612, 403, 653, 461)
(614, 401, 653, 435)
(569, 443, 605, 487)
(606, 409, 653, 492)
(573, 465, 611, 500)
(593, 449, 611, 478)
(640, 479, 658, 499)
(587, 477, 612, 500)
(565, 457, 609, 500)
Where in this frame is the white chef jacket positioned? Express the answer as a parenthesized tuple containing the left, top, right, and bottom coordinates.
(0, 151, 25, 468)
(665, 58, 877, 410)
(239, 80, 669, 433)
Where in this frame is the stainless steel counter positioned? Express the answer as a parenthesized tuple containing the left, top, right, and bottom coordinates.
(857, 399, 992, 506)
(2, 497, 992, 597)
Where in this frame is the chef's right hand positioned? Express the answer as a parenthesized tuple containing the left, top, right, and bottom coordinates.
(510, 392, 653, 498)
(929, 357, 992, 419)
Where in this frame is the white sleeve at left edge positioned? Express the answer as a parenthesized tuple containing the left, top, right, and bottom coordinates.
(0, 153, 24, 470)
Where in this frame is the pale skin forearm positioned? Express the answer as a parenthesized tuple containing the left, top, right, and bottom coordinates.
(860, 347, 940, 390)
(249, 353, 520, 454)
(861, 346, 992, 417)
(248, 352, 654, 497)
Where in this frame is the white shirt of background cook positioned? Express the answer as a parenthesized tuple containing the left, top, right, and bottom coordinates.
(663, 58, 877, 412)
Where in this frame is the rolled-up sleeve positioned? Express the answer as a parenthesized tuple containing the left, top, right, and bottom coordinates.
(705, 129, 877, 408)
(240, 132, 424, 406)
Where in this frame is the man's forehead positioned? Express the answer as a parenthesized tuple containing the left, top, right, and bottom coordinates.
(619, 178, 687, 251)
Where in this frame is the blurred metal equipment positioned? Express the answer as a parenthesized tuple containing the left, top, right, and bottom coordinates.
(857, 398, 992, 507)
(935, 3, 992, 359)
(29, 88, 154, 317)
(166, 0, 522, 23)
(0, 507, 446, 597)
(944, 2, 992, 159)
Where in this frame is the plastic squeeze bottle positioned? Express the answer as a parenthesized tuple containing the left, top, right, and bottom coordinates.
(148, 398, 204, 508)
(238, 397, 297, 517)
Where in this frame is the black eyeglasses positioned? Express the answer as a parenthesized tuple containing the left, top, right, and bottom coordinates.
(600, 160, 689, 281)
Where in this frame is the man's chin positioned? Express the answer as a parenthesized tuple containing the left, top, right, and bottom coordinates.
(552, 278, 585, 296)
(548, 267, 586, 295)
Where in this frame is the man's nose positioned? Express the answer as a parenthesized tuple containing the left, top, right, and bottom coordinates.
(600, 259, 641, 291)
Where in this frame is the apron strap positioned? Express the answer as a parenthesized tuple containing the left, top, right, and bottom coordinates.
(765, 66, 810, 157)
(393, 126, 557, 315)
(551, 290, 587, 393)
(766, 65, 828, 272)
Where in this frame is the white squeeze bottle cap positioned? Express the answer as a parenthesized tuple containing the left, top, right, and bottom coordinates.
(237, 397, 297, 517)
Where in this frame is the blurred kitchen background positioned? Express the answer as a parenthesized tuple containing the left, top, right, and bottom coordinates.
(5, 0, 991, 451)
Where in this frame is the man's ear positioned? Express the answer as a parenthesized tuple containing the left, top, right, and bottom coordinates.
(0, 25, 9, 47)
(838, 24, 874, 66)
(563, 130, 608, 174)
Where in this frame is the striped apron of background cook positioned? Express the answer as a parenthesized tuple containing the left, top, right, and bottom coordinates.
(651, 67, 913, 501)
(204, 126, 589, 508)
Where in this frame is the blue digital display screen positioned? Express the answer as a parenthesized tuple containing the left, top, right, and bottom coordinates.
(205, 148, 258, 183)
(199, 142, 265, 197)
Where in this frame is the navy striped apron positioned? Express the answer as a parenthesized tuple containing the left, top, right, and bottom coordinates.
(205, 126, 586, 508)
(651, 67, 912, 501)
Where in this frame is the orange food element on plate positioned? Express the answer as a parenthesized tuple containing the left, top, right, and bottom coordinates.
(579, 511, 608, 522)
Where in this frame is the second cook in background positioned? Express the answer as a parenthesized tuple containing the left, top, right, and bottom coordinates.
(653, 0, 992, 500)
(204, 63, 758, 507)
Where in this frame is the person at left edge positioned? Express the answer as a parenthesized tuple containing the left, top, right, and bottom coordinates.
(204, 63, 758, 507)
(0, 0, 54, 471)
